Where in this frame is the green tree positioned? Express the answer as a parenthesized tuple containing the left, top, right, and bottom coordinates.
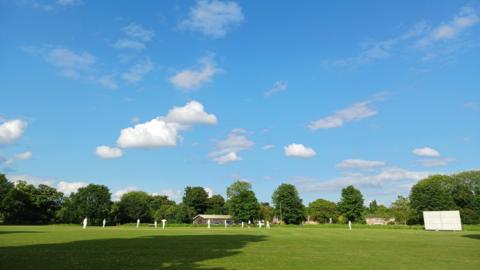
(148, 195, 174, 219)
(226, 181, 259, 222)
(410, 175, 456, 222)
(390, 196, 414, 225)
(226, 181, 252, 199)
(1, 185, 35, 224)
(154, 203, 177, 222)
(69, 184, 111, 225)
(182, 186, 209, 216)
(307, 199, 337, 223)
(451, 171, 480, 224)
(259, 202, 274, 222)
(206, 194, 226, 214)
(118, 191, 151, 223)
(337, 185, 364, 223)
(368, 200, 379, 213)
(272, 183, 305, 224)
(0, 174, 14, 218)
(174, 203, 195, 223)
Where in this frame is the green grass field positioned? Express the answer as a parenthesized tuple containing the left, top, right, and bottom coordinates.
(1, 225, 479, 269)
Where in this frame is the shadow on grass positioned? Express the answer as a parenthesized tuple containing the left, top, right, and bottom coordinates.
(0, 234, 266, 270)
(0, 230, 44, 235)
(462, 234, 480, 240)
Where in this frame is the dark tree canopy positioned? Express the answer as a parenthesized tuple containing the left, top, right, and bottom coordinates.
(337, 185, 364, 222)
(307, 199, 337, 223)
(272, 183, 305, 224)
(226, 181, 251, 199)
(182, 186, 209, 216)
(206, 194, 226, 214)
(118, 191, 151, 222)
(226, 181, 259, 222)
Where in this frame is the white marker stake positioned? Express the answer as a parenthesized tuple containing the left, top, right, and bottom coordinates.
(154, 220, 158, 228)
(348, 220, 352, 230)
(266, 221, 270, 229)
(162, 219, 166, 230)
(258, 221, 262, 229)
(207, 219, 211, 229)
(82, 217, 87, 229)
(102, 218, 106, 228)
(225, 220, 227, 229)
(137, 219, 140, 229)
(329, 217, 332, 224)
(241, 221, 244, 228)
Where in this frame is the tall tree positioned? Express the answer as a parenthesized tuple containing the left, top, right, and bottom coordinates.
(0, 174, 15, 221)
(390, 196, 413, 225)
(307, 199, 337, 223)
(207, 194, 226, 214)
(226, 181, 259, 222)
(118, 191, 151, 223)
(259, 202, 274, 222)
(70, 184, 112, 225)
(337, 185, 364, 222)
(182, 186, 209, 216)
(410, 175, 455, 222)
(272, 183, 305, 224)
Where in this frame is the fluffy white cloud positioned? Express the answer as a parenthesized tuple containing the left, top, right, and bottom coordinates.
(15, 151, 32, 160)
(114, 101, 217, 150)
(56, 181, 88, 195)
(416, 7, 479, 48)
(204, 187, 214, 198)
(284, 143, 316, 158)
(45, 48, 95, 78)
(114, 39, 145, 50)
(262, 144, 275, 150)
(420, 158, 455, 167)
(210, 129, 253, 164)
(113, 186, 139, 201)
(98, 75, 118, 89)
(180, 0, 244, 38)
(95, 145, 123, 159)
(264, 81, 287, 97)
(296, 167, 432, 193)
(413, 147, 440, 157)
(117, 118, 179, 149)
(122, 58, 153, 83)
(0, 119, 28, 144)
(155, 189, 182, 202)
(122, 23, 154, 42)
(309, 101, 377, 130)
(165, 100, 217, 126)
(169, 55, 218, 90)
(336, 159, 385, 169)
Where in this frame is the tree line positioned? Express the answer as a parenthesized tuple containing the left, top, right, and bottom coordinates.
(0, 170, 479, 225)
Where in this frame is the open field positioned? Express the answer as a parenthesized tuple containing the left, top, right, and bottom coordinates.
(1, 225, 479, 270)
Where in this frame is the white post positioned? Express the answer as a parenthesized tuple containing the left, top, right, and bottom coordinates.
(162, 219, 166, 230)
(224, 220, 227, 229)
(329, 217, 332, 224)
(102, 218, 106, 228)
(82, 217, 87, 229)
(266, 221, 270, 229)
(258, 220, 262, 229)
(348, 220, 352, 230)
(241, 221, 244, 228)
(207, 219, 211, 229)
(137, 219, 140, 229)
(154, 220, 158, 228)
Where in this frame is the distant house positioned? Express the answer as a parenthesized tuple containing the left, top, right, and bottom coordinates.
(192, 214, 233, 225)
(366, 217, 395, 225)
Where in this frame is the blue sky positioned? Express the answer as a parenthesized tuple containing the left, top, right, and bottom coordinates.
(1, 0, 479, 205)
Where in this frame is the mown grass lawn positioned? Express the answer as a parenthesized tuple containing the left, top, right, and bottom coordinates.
(0, 225, 479, 269)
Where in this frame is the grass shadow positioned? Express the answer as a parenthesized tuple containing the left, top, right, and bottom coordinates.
(462, 234, 480, 240)
(0, 230, 44, 235)
(0, 234, 266, 269)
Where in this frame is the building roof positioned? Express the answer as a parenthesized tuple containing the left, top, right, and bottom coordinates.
(193, 214, 232, 220)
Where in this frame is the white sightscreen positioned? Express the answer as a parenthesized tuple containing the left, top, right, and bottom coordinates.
(423, 210, 462, 231)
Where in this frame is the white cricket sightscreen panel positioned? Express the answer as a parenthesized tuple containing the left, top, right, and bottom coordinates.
(423, 210, 462, 231)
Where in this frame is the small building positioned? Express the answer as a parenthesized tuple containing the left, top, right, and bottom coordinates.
(192, 214, 233, 225)
(366, 217, 395, 225)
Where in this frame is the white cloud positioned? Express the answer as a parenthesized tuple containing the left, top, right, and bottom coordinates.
(115, 101, 217, 150)
(156, 189, 182, 202)
(204, 187, 214, 198)
(296, 167, 432, 193)
(131, 116, 141, 124)
(117, 118, 179, 149)
(15, 151, 32, 160)
(420, 158, 455, 167)
(6, 174, 54, 187)
(56, 0, 82, 6)
(45, 48, 95, 78)
(413, 147, 440, 157)
(95, 145, 123, 159)
(169, 54, 219, 90)
(284, 143, 316, 158)
(464, 101, 479, 112)
(262, 144, 275, 150)
(0, 119, 28, 144)
(180, 0, 244, 38)
(98, 75, 118, 89)
(114, 39, 145, 50)
(122, 23, 154, 42)
(336, 159, 386, 170)
(210, 129, 254, 164)
(309, 100, 377, 130)
(416, 7, 479, 48)
(122, 58, 153, 83)
(264, 81, 288, 97)
(56, 181, 88, 195)
(113, 186, 139, 201)
(165, 100, 217, 126)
